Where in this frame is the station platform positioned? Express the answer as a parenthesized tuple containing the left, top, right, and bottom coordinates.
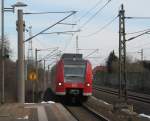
(0, 102, 77, 121)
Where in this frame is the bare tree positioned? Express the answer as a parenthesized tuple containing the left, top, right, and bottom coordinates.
(0, 36, 17, 102)
(0, 35, 11, 59)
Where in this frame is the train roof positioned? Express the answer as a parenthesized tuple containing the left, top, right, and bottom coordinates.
(61, 53, 83, 60)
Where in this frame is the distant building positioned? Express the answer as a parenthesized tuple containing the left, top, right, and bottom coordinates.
(143, 60, 150, 71)
(93, 66, 107, 75)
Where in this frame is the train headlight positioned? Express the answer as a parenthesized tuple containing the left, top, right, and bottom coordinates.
(58, 82, 62, 86)
(86, 83, 90, 87)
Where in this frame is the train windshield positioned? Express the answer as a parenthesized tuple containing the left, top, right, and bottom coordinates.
(64, 64, 86, 82)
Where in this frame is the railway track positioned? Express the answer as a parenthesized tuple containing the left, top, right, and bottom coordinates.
(64, 104, 108, 121)
(93, 85, 150, 104)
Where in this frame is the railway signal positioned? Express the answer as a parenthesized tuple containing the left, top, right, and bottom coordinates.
(28, 69, 37, 102)
(28, 70, 38, 81)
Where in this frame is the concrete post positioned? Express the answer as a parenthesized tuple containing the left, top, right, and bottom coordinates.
(17, 9, 25, 103)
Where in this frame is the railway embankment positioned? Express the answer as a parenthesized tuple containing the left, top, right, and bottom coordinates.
(83, 96, 150, 121)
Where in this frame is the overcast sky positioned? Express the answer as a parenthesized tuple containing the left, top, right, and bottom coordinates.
(1, 0, 150, 67)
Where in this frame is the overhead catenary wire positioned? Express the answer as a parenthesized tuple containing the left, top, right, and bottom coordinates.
(78, 48, 99, 51)
(127, 47, 150, 54)
(63, 34, 74, 52)
(126, 28, 150, 35)
(84, 49, 99, 58)
(126, 29, 150, 51)
(127, 30, 150, 41)
(38, 48, 60, 61)
(37, 47, 59, 51)
(63, 0, 111, 51)
(24, 11, 77, 15)
(25, 11, 77, 42)
(128, 41, 150, 50)
(44, 50, 61, 60)
(81, 15, 118, 37)
(79, 0, 111, 29)
(39, 51, 61, 62)
(41, 30, 80, 35)
(126, 29, 150, 49)
(124, 17, 150, 52)
(77, 0, 103, 22)
(126, 17, 150, 19)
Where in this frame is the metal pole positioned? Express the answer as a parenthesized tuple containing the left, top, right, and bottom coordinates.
(32, 81, 35, 102)
(118, 4, 127, 101)
(76, 35, 79, 53)
(1, 0, 5, 104)
(35, 48, 38, 76)
(48, 65, 50, 83)
(137, 49, 144, 61)
(122, 5, 127, 101)
(141, 49, 143, 61)
(118, 9, 122, 99)
(35, 48, 38, 101)
(17, 9, 25, 103)
(43, 60, 46, 91)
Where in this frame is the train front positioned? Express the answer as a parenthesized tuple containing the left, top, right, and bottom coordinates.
(56, 54, 92, 101)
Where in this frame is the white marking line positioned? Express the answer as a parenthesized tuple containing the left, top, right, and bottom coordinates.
(37, 106, 48, 121)
(139, 114, 150, 119)
(17, 115, 29, 120)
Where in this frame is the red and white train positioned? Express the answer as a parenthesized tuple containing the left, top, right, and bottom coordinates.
(45, 53, 93, 102)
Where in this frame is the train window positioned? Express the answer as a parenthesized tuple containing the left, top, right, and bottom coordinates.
(64, 64, 86, 82)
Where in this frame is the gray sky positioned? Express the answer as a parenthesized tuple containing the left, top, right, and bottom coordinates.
(1, 0, 150, 67)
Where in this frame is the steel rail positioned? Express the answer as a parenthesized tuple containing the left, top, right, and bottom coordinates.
(82, 104, 109, 121)
(93, 85, 150, 104)
(64, 104, 108, 121)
